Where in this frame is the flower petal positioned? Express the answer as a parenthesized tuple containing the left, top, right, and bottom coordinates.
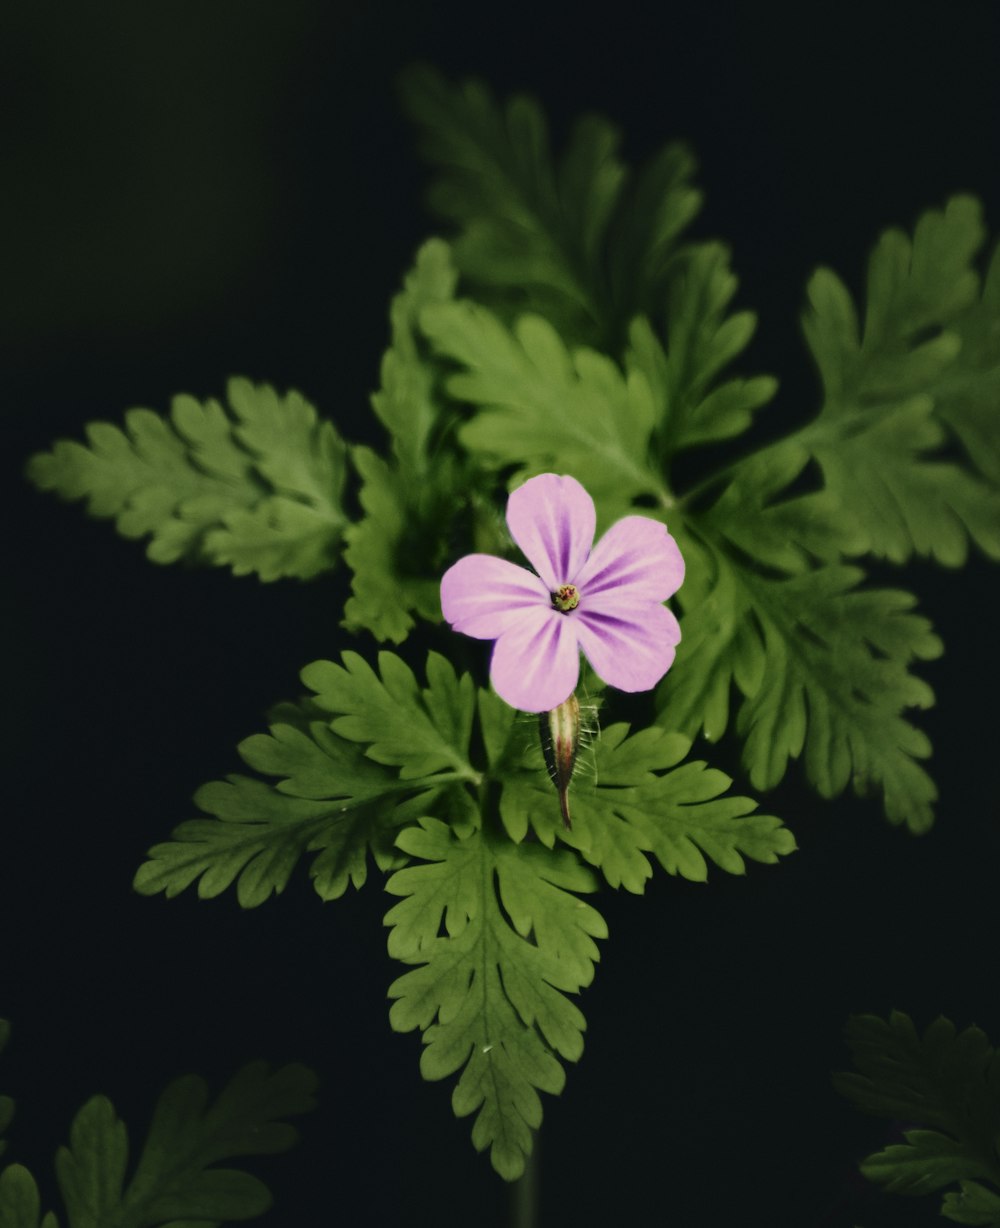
(490, 606, 580, 712)
(505, 473, 596, 591)
(573, 515, 685, 604)
(441, 554, 549, 639)
(575, 601, 681, 693)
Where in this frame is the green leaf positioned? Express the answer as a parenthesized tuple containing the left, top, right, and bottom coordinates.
(54, 1097, 127, 1228)
(53, 1063, 316, 1228)
(342, 445, 444, 643)
(942, 1181, 1000, 1225)
(399, 65, 621, 344)
(421, 298, 664, 520)
(604, 142, 702, 320)
(938, 242, 1000, 487)
(134, 717, 406, 906)
(301, 650, 476, 780)
(669, 200, 998, 829)
(835, 1012, 1000, 1201)
(691, 440, 867, 573)
(660, 527, 942, 831)
(0, 1166, 59, 1228)
(27, 378, 348, 581)
(344, 240, 498, 642)
(626, 242, 777, 456)
(801, 196, 1000, 565)
(500, 721, 794, 893)
(860, 1131, 996, 1196)
(370, 238, 460, 473)
(399, 65, 700, 348)
(385, 819, 607, 1180)
(135, 653, 479, 906)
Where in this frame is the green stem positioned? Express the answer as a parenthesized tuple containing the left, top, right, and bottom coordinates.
(509, 1132, 540, 1228)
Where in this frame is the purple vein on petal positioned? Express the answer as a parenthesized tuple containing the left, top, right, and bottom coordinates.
(574, 516, 685, 603)
(490, 606, 580, 713)
(575, 602, 681, 693)
(440, 553, 548, 639)
(506, 473, 596, 591)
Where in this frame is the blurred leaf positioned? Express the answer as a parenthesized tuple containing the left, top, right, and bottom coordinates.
(835, 1012, 1000, 1214)
(626, 242, 777, 455)
(27, 379, 347, 581)
(0, 1165, 60, 1228)
(53, 1062, 316, 1228)
(802, 196, 1000, 565)
(400, 64, 700, 347)
(942, 1181, 1000, 1225)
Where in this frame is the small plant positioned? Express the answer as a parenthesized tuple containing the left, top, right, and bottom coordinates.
(24, 65, 1000, 1184)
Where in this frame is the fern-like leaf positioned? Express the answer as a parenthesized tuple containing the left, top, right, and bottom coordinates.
(499, 719, 794, 892)
(135, 653, 480, 906)
(421, 298, 663, 520)
(835, 1012, 1000, 1215)
(626, 242, 778, 456)
(661, 525, 942, 831)
(400, 64, 700, 348)
(53, 1063, 316, 1227)
(343, 240, 474, 642)
(802, 196, 1000, 565)
(385, 818, 607, 1180)
(27, 379, 347, 581)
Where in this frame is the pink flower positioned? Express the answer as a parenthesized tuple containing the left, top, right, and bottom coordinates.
(440, 473, 685, 712)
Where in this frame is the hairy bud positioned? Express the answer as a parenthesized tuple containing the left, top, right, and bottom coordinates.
(539, 692, 581, 829)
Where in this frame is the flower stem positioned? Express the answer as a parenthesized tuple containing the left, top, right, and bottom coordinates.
(509, 1131, 540, 1228)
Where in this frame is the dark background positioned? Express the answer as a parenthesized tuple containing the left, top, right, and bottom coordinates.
(4, 2, 998, 1225)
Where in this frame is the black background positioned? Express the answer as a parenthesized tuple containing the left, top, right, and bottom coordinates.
(4, 3, 998, 1226)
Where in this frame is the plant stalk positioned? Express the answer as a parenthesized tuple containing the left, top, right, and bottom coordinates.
(509, 1132, 540, 1228)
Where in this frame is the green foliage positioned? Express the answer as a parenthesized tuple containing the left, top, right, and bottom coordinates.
(940, 242, 1000, 487)
(0, 1166, 59, 1228)
(0, 1029, 315, 1228)
(343, 239, 473, 642)
(421, 298, 664, 522)
(802, 196, 1000, 565)
(29, 62, 1000, 1186)
(625, 242, 778, 455)
(135, 654, 793, 1174)
(835, 1011, 1000, 1222)
(399, 71, 1000, 832)
(499, 719, 795, 893)
(661, 194, 1000, 831)
(661, 529, 943, 832)
(27, 379, 347, 581)
(385, 818, 607, 1180)
(301, 649, 477, 779)
(942, 1182, 1000, 1226)
(399, 63, 701, 349)
(135, 652, 480, 907)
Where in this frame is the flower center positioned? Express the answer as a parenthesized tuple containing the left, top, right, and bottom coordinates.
(551, 583, 580, 613)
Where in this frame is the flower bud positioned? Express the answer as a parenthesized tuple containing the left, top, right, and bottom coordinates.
(539, 692, 581, 829)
